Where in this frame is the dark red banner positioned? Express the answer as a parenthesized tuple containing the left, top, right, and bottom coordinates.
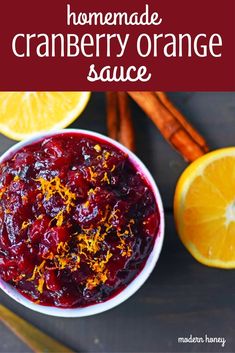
(0, 0, 234, 91)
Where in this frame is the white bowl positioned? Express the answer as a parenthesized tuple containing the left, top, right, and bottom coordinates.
(0, 129, 164, 317)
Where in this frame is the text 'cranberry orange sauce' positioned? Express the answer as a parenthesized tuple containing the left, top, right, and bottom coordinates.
(0, 131, 161, 309)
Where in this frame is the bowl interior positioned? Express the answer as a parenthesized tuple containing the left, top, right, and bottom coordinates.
(0, 129, 165, 317)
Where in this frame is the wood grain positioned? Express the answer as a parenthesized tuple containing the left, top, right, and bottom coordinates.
(0, 92, 235, 353)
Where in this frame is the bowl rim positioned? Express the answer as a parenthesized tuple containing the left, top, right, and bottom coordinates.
(0, 128, 165, 317)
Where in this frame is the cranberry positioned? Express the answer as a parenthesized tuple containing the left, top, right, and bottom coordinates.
(0, 259, 20, 282)
(42, 194, 65, 218)
(72, 264, 93, 284)
(42, 227, 70, 253)
(122, 184, 147, 204)
(43, 139, 64, 158)
(38, 243, 51, 259)
(143, 213, 159, 236)
(21, 189, 39, 206)
(44, 270, 61, 291)
(43, 139, 72, 169)
(9, 180, 26, 193)
(0, 214, 10, 250)
(30, 216, 51, 243)
(105, 256, 127, 286)
(67, 171, 89, 197)
(75, 139, 97, 162)
(74, 202, 100, 226)
(109, 201, 129, 230)
(55, 288, 80, 308)
(74, 188, 115, 227)
(10, 242, 27, 256)
(13, 151, 34, 168)
(18, 253, 35, 274)
(1, 173, 13, 186)
(0, 231, 10, 250)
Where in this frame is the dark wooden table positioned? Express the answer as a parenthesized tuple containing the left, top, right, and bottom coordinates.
(0, 92, 235, 353)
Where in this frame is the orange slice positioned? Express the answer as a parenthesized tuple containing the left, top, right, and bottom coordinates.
(0, 92, 91, 141)
(174, 147, 235, 269)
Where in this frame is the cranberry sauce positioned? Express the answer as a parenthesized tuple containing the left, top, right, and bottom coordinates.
(0, 133, 160, 308)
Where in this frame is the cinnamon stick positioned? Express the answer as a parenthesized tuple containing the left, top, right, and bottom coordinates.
(117, 92, 135, 152)
(106, 92, 135, 152)
(106, 92, 119, 140)
(128, 91, 207, 162)
(156, 92, 208, 152)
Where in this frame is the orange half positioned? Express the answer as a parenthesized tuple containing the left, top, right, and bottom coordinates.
(174, 147, 235, 269)
(0, 92, 91, 141)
